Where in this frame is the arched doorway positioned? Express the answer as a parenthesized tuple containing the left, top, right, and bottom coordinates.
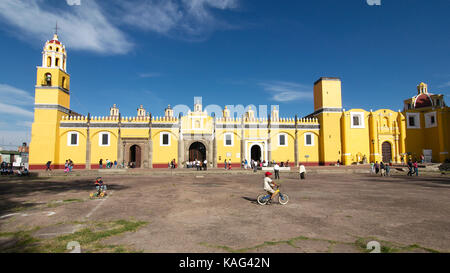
(251, 145, 262, 162)
(130, 145, 142, 168)
(189, 142, 206, 161)
(382, 142, 392, 163)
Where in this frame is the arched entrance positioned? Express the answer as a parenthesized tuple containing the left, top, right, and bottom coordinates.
(382, 142, 392, 163)
(251, 145, 262, 162)
(189, 142, 206, 161)
(130, 145, 142, 168)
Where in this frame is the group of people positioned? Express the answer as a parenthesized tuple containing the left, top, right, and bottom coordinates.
(64, 159, 74, 173)
(186, 159, 208, 171)
(241, 159, 290, 170)
(370, 161, 392, 176)
(1, 161, 29, 176)
(99, 159, 117, 169)
(169, 159, 177, 169)
(407, 159, 420, 176)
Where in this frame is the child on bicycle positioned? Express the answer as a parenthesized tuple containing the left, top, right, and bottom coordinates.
(264, 172, 278, 203)
(95, 177, 107, 193)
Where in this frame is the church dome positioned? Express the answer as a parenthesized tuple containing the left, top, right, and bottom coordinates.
(414, 93, 432, 108)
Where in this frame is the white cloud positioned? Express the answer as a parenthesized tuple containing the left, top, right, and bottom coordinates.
(0, 102, 34, 118)
(0, 0, 133, 54)
(139, 73, 163, 78)
(438, 81, 450, 88)
(0, 84, 34, 106)
(117, 0, 240, 40)
(260, 81, 313, 102)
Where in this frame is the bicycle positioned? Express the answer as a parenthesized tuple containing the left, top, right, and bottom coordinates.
(257, 185, 289, 205)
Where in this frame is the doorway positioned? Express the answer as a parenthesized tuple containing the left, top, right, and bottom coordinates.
(251, 145, 262, 162)
(189, 142, 206, 162)
(382, 142, 392, 163)
(130, 145, 142, 168)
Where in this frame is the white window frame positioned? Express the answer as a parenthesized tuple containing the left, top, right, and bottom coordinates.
(425, 111, 437, 128)
(67, 132, 79, 147)
(304, 133, 314, 146)
(160, 132, 171, 146)
(406, 113, 420, 129)
(224, 133, 234, 147)
(98, 132, 110, 147)
(350, 112, 365, 129)
(278, 133, 288, 147)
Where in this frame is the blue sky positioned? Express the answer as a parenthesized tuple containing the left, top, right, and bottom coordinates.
(0, 0, 449, 148)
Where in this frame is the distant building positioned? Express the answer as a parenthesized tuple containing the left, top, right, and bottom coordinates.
(28, 33, 450, 169)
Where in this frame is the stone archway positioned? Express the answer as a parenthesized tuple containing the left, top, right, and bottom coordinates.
(189, 142, 206, 161)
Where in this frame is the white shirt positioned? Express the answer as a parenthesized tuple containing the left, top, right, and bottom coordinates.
(299, 165, 306, 173)
(264, 177, 274, 192)
(274, 164, 280, 171)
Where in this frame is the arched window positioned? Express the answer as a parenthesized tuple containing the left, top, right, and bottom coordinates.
(56, 48, 59, 52)
(44, 73, 52, 86)
(55, 58, 60, 67)
(62, 77, 66, 89)
(47, 56, 52, 67)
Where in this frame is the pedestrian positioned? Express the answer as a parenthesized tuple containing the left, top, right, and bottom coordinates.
(46, 161, 52, 171)
(380, 161, 385, 176)
(99, 159, 103, 169)
(203, 159, 207, 171)
(228, 159, 232, 170)
(370, 162, 375, 174)
(374, 161, 380, 174)
(421, 154, 424, 164)
(253, 160, 257, 173)
(69, 159, 73, 172)
(64, 160, 69, 173)
(413, 161, 419, 176)
(386, 162, 391, 176)
(299, 164, 306, 180)
(274, 162, 280, 180)
(407, 159, 413, 176)
(224, 159, 227, 170)
(114, 160, 117, 168)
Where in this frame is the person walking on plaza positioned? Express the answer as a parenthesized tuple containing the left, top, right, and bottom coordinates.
(224, 159, 227, 170)
(46, 161, 52, 171)
(253, 160, 257, 173)
(228, 159, 232, 170)
(374, 161, 380, 175)
(407, 159, 413, 176)
(274, 162, 280, 180)
(203, 159, 207, 171)
(299, 164, 306, 180)
(385, 161, 391, 176)
(413, 161, 419, 176)
(380, 162, 385, 176)
(370, 162, 375, 174)
(99, 159, 103, 169)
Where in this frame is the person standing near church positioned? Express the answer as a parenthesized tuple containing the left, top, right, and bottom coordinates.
(274, 162, 280, 180)
(299, 164, 306, 180)
(99, 159, 103, 169)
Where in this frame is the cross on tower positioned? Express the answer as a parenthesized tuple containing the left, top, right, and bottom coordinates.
(54, 22, 59, 35)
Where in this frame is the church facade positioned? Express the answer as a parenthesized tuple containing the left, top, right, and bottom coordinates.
(29, 34, 450, 169)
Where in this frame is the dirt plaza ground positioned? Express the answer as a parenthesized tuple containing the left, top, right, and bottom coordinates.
(0, 168, 449, 253)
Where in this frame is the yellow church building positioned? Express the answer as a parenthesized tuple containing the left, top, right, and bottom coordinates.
(29, 34, 450, 169)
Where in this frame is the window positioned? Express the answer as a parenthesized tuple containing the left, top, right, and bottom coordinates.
(99, 132, 110, 146)
(353, 116, 360, 126)
(278, 134, 287, 146)
(67, 132, 79, 146)
(406, 113, 420, 129)
(425, 112, 437, 128)
(408, 116, 415, 127)
(304, 133, 314, 146)
(55, 58, 60, 67)
(160, 133, 170, 146)
(44, 73, 52, 86)
(224, 133, 233, 146)
(350, 112, 365, 128)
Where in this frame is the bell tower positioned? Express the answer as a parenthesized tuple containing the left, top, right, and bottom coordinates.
(29, 31, 71, 169)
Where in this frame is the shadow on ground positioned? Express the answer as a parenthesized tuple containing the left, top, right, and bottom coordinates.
(0, 177, 129, 215)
